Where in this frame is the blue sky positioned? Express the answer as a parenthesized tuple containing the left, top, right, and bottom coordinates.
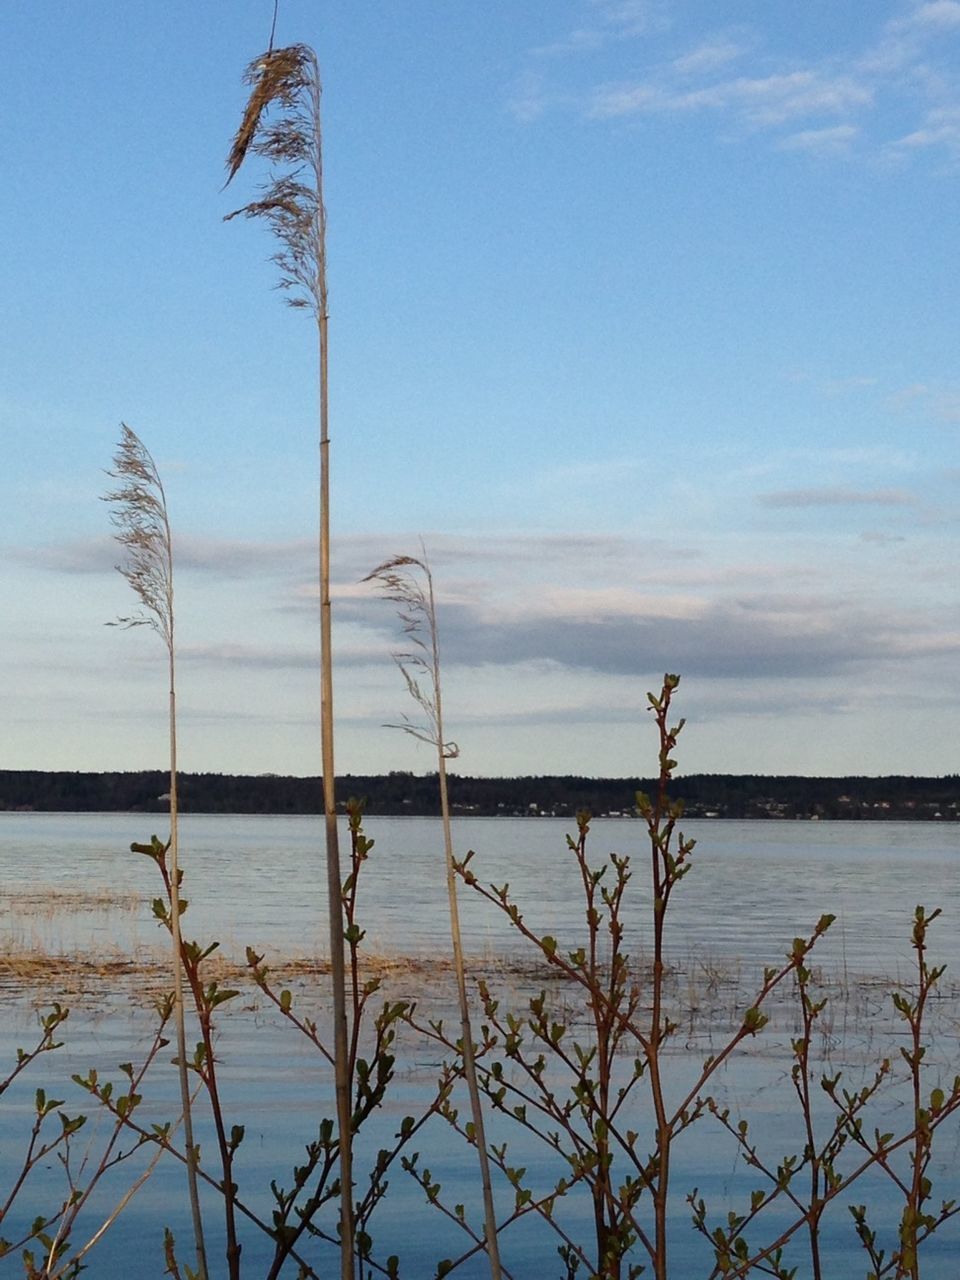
(3, 1, 959, 779)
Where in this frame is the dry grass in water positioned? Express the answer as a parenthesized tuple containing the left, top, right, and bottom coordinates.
(0, 941, 462, 1003)
(5, 940, 956, 1055)
(0, 885, 142, 918)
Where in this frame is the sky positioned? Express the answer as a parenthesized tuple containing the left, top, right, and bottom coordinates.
(2, 0, 959, 780)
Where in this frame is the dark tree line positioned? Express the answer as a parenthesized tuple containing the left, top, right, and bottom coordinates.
(0, 770, 958, 819)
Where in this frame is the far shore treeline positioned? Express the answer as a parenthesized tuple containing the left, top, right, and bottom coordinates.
(1, 770, 959, 820)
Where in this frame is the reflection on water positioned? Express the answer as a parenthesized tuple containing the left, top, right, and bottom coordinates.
(2, 814, 959, 1276)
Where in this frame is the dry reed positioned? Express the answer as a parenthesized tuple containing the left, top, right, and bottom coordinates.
(365, 552, 503, 1278)
(104, 425, 208, 1277)
(225, 47, 354, 1275)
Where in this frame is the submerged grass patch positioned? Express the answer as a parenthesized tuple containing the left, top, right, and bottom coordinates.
(3, 935, 957, 1064)
(0, 886, 142, 918)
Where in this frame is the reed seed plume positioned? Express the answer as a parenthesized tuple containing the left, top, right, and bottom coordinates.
(103, 424, 173, 647)
(224, 45, 326, 316)
(364, 555, 460, 759)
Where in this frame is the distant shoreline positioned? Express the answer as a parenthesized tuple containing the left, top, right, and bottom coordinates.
(1, 769, 957, 821)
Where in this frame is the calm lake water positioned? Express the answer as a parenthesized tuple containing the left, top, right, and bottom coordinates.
(3, 812, 959, 973)
(2, 814, 959, 1278)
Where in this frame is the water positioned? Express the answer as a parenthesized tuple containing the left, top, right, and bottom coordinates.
(2, 813, 959, 1277)
(3, 812, 958, 973)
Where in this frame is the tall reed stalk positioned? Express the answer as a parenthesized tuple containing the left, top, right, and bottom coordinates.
(365, 553, 502, 1278)
(224, 45, 353, 1275)
(104, 424, 208, 1279)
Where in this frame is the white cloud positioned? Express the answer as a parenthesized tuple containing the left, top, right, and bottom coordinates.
(819, 373, 878, 393)
(352, 584, 958, 681)
(515, 455, 641, 494)
(517, 584, 707, 622)
(888, 381, 960, 420)
(534, 29, 604, 59)
(180, 639, 388, 670)
(531, 0, 665, 61)
(672, 37, 747, 77)
(588, 82, 662, 118)
(893, 105, 960, 150)
(590, 0, 663, 38)
(778, 124, 860, 154)
(507, 71, 550, 122)
(524, 2, 960, 165)
(861, 530, 909, 544)
(890, 382, 931, 406)
(934, 393, 960, 422)
(590, 71, 871, 124)
(181, 643, 317, 670)
(9, 534, 315, 579)
(688, 73, 871, 125)
(908, 1, 960, 29)
(757, 487, 916, 508)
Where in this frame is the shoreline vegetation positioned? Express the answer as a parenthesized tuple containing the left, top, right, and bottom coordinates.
(1, 769, 958, 819)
